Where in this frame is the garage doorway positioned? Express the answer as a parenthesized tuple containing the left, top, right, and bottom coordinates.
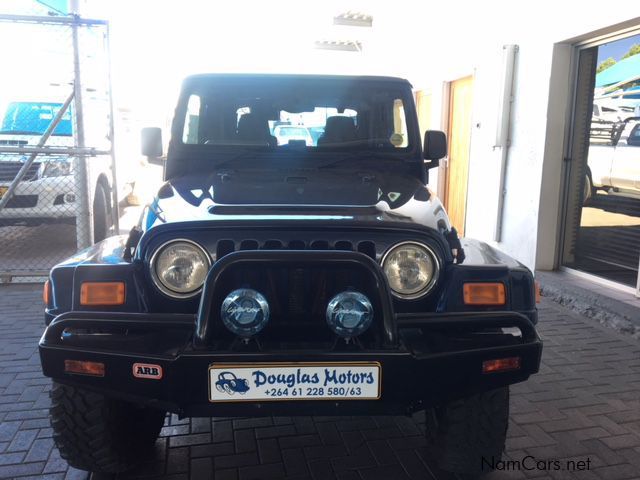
(444, 76, 473, 236)
(561, 31, 640, 293)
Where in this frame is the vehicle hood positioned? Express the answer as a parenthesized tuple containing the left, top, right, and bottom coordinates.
(140, 171, 451, 232)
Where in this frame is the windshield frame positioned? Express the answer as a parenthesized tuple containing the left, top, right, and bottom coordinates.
(168, 75, 422, 169)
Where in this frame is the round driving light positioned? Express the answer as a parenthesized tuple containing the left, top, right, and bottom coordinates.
(326, 291, 373, 338)
(151, 239, 211, 298)
(382, 242, 439, 299)
(221, 289, 270, 337)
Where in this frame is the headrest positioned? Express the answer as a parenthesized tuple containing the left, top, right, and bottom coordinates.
(236, 113, 271, 141)
(323, 116, 357, 142)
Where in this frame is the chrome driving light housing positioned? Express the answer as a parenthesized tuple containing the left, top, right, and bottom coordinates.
(221, 289, 270, 337)
(150, 239, 211, 298)
(326, 291, 373, 338)
(381, 241, 439, 299)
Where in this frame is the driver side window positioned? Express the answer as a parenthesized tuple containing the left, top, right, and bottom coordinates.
(182, 94, 201, 144)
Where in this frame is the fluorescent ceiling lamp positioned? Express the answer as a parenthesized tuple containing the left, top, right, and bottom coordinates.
(314, 40, 362, 52)
(333, 11, 373, 27)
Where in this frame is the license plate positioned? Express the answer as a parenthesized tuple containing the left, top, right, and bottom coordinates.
(0, 187, 7, 199)
(209, 362, 381, 402)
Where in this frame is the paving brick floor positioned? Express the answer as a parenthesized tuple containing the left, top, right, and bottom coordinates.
(1, 284, 639, 479)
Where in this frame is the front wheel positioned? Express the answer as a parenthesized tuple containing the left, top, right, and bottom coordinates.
(427, 387, 509, 477)
(93, 182, 111, 243)
(50, 382, 165, 473)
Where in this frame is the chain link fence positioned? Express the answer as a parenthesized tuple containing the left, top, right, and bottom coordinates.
(0, 7, 118, 281)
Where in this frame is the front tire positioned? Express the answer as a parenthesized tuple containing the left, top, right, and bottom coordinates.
(93, 182, 111, 243)
(429, 387, 509, 477)
(50, 382, 165, 473)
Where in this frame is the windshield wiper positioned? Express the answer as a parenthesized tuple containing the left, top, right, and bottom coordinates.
(208, 149, 272, 170)
(316, 151, 400, 169)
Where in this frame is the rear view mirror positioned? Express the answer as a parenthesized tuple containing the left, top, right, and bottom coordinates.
(141, 127, 163, 158)
(424, 130, 447, 168)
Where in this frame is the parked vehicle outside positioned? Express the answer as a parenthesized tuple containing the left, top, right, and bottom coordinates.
(274, 124, 314, 146)
(587, 118, 640, 202)
(0, 100, 114, 241)
(39, 74, 542, 477)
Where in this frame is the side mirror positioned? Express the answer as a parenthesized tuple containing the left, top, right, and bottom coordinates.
(141, 127, 163, 161)
(424, 130, 447, 168)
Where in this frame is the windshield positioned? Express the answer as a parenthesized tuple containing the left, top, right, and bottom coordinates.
(178, 77, 414, 151)
(0, 102, 73, 136)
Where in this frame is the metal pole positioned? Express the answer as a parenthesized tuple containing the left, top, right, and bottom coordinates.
(105, 22, 120, 234)
(0, 146, 109, 156)
(0, 13, 108, 26)
(71, 12, 94, 248)
(493, 44, 518, 243)
(0, 91, 74, 211)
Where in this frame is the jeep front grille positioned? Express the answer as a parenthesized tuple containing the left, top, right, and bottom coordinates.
(215, 238, 377, 260)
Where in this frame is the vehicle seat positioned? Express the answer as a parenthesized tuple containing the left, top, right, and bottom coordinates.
(236, 113, 277, 146)
(317, 116, 357, 146)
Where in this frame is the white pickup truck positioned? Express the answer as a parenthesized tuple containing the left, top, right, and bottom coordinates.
(0, 101, 116, 241)
(586, 118, 640, 202)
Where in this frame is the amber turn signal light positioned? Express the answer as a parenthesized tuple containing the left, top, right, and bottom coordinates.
(64, 359, 105, 377)
(43, 280, 51, 306)
(483, 357, 521, 374)
(463, 282, 506, 305)
(80, 282, 125, 306)
(534, 281, 542, 303)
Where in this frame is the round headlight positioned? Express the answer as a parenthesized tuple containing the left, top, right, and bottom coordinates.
(382, 242, 439, 299)
(326, 291, 373, 338)
(221, 289, 270, 337)
(151, 239, 211, 298)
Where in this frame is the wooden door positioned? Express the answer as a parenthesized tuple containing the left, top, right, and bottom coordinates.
(445, 76, 473, 236)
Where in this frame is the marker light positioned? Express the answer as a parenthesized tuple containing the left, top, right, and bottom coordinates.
(43, 280, 51, 306)
(80, 282, 125, 306)
(221, 289, 270, 337)
(326, 291, 373, 338)
(482, 357, 521, 374)
(64, 360, 105, 377)
(463, 282, 506, 306)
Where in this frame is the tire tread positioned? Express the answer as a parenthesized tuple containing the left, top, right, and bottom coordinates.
(50, 382, 164, 473)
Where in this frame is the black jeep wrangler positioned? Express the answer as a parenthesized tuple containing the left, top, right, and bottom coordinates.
(39, 74, 542, 476)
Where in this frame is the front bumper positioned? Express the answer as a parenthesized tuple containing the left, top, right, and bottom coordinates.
(0, 176, 76, 221)
(40, 310, 542, 417)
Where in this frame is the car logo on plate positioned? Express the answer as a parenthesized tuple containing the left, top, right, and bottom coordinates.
(215, 371, 250, 395)
(132, 363, 163, 380)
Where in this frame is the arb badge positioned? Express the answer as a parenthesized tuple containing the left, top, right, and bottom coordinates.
(133, 363, 163, 380)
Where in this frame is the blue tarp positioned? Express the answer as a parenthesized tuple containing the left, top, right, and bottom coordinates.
(596, 54, 640, 87)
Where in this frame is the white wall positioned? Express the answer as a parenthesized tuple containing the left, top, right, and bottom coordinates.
(383, 3, 640, 270)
